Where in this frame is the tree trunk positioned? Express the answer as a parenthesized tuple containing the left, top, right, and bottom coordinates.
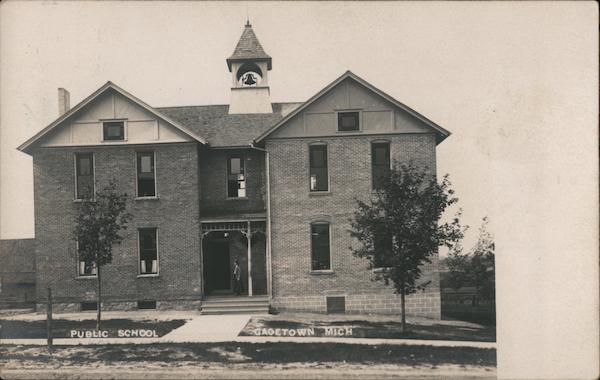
(400, 286, 406, 334)
(46, 287, 53, 347)
(96, 266, 101, 330)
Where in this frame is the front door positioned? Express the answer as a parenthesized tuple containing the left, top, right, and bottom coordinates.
(203, 240, 231, 294)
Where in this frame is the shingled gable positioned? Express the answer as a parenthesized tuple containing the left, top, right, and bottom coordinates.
(226, 21, 272, 71)
(17, 81, 207, 155)
(253, 71, 451, 144)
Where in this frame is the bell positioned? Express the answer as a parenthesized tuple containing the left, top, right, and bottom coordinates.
(243, 73, 256, 86)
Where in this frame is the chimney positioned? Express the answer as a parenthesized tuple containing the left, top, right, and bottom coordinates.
(58, 88, 70, 115)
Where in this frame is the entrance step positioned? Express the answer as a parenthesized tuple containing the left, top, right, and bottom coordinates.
(201, 296, 269, 315)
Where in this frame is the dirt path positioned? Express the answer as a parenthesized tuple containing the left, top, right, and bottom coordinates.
(2, 365, 496, 379)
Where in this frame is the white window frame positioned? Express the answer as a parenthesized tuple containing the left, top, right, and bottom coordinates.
(101, 119, 128, 142)
(135, 151, 158, 199)
(310, 221, 333, 272)
(73, 152, 96, 201)
(308, 143, 330, 193)
(137, 227, 159, 277)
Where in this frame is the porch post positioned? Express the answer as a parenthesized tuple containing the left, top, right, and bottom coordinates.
(199, 230, 209, 300)
(246, 221, 253, 296)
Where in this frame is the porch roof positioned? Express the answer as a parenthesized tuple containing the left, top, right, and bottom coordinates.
(200, 211, 267, 223)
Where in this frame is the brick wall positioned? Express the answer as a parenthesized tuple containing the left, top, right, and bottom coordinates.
(32, 142, 201, 311)
(266, 133, 441, 318)
(199, 148, 266, 216)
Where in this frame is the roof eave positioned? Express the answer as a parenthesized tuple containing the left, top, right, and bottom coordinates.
(226, 56, 272, 72)
(17, 81, 208, 155)
(254, 70, 452, 144)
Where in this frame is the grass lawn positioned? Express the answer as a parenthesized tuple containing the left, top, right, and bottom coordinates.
(0, 319, 186, 339)
(442, 304, 496, 326)
(240, 314, 495, 342)
(0, 342, 496, 369)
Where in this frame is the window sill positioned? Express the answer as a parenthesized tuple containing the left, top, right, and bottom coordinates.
(309, 270, 335, 276)
(75, 276, 97, 280)
(372, 267, 392, 274)
(101, 139, 128, 143)
(309, 191, 331, 197)
(135, 196, 160, 201)
(226, 197, 249, 201)
(73, 198, 96, 203)
(137, 274, 159, 278)
(336, 130, 362, 133)
(231, 85, 270, 90)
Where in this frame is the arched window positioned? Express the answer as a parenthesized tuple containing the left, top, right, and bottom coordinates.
(236, 63, 263, 87)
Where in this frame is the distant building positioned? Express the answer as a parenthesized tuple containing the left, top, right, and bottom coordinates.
(0, 239, 36, 309)
(17, 22, 450, 317)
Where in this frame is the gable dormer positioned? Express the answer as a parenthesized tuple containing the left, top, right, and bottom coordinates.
(18, 82, 206, 155)
(255, 71, 449, 144)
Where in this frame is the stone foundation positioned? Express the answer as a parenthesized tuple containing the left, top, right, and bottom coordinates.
(272, 291, 441, 319)
(36, 299, 202, 313)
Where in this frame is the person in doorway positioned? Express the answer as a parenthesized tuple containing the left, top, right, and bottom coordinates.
(233, 259, 244, 296)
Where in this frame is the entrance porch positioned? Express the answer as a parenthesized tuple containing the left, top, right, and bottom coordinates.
(200, 220, 268, 298)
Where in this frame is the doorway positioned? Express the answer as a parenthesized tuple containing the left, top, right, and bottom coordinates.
(203, 239, 231, 295)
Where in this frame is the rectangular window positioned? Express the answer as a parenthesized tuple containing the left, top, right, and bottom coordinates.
(77, 241, 97, 277)
(326, 296, 346, 313)
(103, 121, 125, 141)
(137, 300, 157, 310)
(75, 153, 95, 200)
(311, 223, 331, 270)
(227, 155, 246, 198)
(81, 302, 98, 311)
(139, 228, 158, 275)
(371, 142, 390, 190)
(137, 152, 156, 197)
(337, 111, 360, 132)
(373, 232, 393, 269)
(309, 145, 328, 192)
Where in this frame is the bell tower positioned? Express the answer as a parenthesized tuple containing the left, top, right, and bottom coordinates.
(227, 21, 273, 114)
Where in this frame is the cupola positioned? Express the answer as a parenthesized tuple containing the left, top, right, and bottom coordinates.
(227, 21, 273, 114)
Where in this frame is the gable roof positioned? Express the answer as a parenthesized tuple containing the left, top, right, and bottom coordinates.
(226, 22, 272, 71)
(254, 71, 451, 144)
(17, 81, 207, 155)
(157, 103, 302, 148)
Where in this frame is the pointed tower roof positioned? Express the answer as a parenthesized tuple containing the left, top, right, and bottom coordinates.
(227, 21, 272, 71)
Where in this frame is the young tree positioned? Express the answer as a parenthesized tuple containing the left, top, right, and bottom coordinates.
(469, 217, 495, 304)
(72, 181, 132, 329)
(444, 239, 470, 293)
(349, 163, 464, 333)
(444, 216, 495, 306)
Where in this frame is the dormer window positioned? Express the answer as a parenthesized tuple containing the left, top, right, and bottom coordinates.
(337, 111, 360, 132)
(103, 121, 125, 141)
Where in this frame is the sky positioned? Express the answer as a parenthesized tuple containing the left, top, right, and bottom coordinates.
(0, 2, 598, 377)
(0, 0, 549, 242)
